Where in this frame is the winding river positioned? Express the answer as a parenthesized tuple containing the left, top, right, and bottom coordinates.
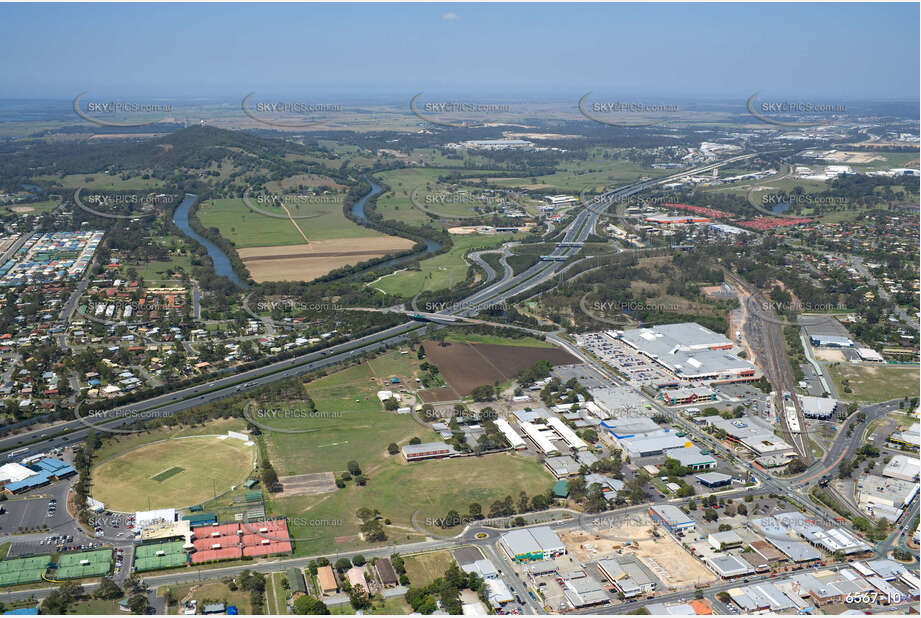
(172, 193, 247, 289)
(349, 179, 442, 275)
(172, 180, 441, 289)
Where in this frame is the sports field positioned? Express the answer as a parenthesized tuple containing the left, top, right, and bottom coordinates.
(134, 541, 187, 572)
(2, 199, 61, 216)
(0, 555, 51, 586)
(56, 549, 112, 580)
(92, 436, 255, 511)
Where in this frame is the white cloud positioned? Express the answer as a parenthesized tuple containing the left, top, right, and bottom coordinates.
(441, 12, 458, 21)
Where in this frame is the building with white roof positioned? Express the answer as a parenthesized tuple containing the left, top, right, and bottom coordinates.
(520, 421, 559, 455)
(705, 415, 796, 458)
(562, 574, 609, 608)
(857, 473, 919, 520)
(498, 526, 565, 562)
(601, 416, 660, 438)
(883, 454, 920, 482)
(799, 395, 838, 419)
(485, 579, 514, 605)
(460, 558, 498, 579)
(707, 553, 754, 578)
(665, 445, 716, 470)
(134, 508, 177, 530)
(616, 322, 758, 384)
(649, 504, 695, 533)
(620, 431, 692, 458)
(0, 463, 35, 484)
(708, 530, 744, 551)
(889, 422, 920, 449)
(545, 455, 581, 479)
(494, 418, 526, 450)
(547, 417, 587, 451)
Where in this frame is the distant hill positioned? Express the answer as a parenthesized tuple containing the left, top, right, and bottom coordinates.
(0, 126, 322, 189)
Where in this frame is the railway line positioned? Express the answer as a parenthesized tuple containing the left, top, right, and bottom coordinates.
(724, 270, 810, 461)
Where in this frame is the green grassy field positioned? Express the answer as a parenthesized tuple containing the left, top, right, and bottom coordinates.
(373, 168, 514, 226)
(160, 580, 258, 615)
(263, 362, 432, 476)
(266, 572, 287, 615)
(197, 197, 382, 248)
(92, 435, 255, 511)
(489, 148, 661, 192)
(828, 363, 920, 403)
(371, 233, 513, 297)
(330, 595, 411, 615)
(367, 349, 425, 383)
(401, 550, 455, 587)
(267, 453, 554, 556)
(2, 199, 61, 215)
(197, 198, 308, 247)
(69, 599, 123, 614)
(92, 417, 248, 462)
(130, 253, 196, 280)
(36, 173, 163, 191)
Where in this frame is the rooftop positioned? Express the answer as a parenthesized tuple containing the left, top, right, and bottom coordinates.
(650, 504, 694, 527)
(617, 322, 756, 380)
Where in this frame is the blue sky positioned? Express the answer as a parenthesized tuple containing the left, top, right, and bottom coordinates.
(1, 3, 918, 101)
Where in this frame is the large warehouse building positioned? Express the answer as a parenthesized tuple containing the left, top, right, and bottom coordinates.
(705, 415, 796, 461)
(615, 323, 758, 385)
(799, 396, 838, 419)
(649, 504, 696, 534)
(499, 526, 566, 563)
(401, 441, 457, 462)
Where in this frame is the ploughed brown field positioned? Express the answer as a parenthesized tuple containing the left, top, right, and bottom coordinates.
(238, 237, 415, 282)
(421, 340, 579, 397)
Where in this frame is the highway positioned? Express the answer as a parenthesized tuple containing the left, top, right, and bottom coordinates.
(2, 154, 765, 462)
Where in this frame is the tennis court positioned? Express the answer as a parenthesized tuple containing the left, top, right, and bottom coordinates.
(55, 549, 113, 580)
(134, 541, 188, 572)
(0, 555, 51, 585)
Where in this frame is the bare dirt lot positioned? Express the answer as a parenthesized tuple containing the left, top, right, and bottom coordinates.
(419, 385, 462, 403)
(277, 472, 337, 497)
(559, 529, 629, 562)
(421, 340, 579, 397)
(633, 536, 715, 589)
(239, 237, 415, 282)
(814, 349, 847, 362)
(563, 515, 716, 589)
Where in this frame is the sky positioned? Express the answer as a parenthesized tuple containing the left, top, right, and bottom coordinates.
(1, 2, 918, 101)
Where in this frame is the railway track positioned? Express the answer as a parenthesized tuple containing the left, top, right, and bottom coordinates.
(725, 270, 810, 461)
